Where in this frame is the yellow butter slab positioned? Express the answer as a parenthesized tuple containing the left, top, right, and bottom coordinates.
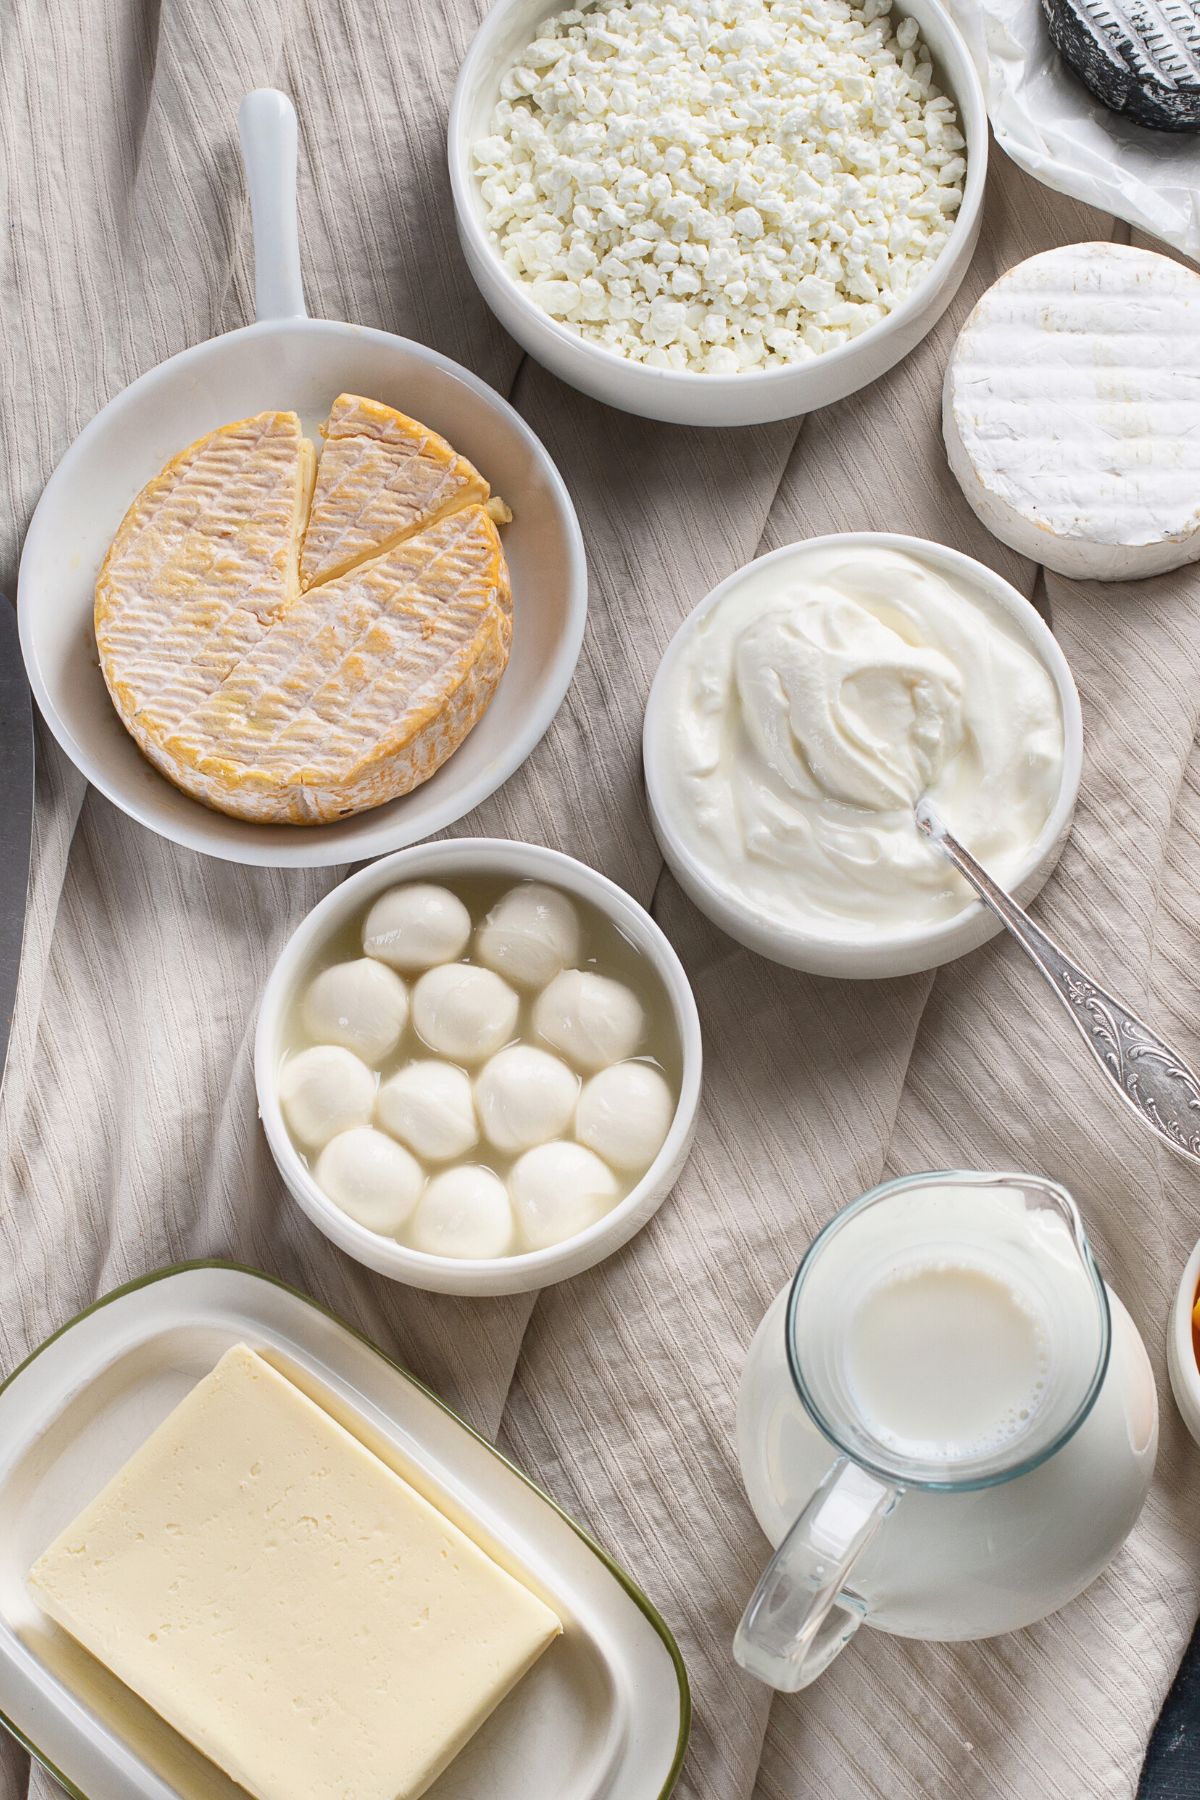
(30, 1344, 560, 1800)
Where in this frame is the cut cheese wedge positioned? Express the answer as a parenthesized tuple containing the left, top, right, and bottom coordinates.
(96, 404, 513, 825)
(300, 392, 508, 590)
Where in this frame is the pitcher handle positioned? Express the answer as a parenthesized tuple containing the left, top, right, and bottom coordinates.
(733, 1459, 898, 1692)
(238, 89, 308, 323)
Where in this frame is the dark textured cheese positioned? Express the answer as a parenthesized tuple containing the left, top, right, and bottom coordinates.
(1041, 0, 1200, 130)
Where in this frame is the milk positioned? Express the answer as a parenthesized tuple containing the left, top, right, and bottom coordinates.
(736, 1174, 1158, 1648)
(844, 1262, 1050, 1464)
(786, 1177, 1107, 1487)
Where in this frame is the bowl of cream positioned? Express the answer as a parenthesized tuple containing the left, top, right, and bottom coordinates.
(643, 534, 1082, 979)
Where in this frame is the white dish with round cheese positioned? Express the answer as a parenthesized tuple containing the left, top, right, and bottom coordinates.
(256, 839, 702, 1295)
(18, 91, 586, 869)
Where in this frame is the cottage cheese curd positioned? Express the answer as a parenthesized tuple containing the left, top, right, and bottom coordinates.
(473, 0, 965, 372)
(650, 542, 1063, 939)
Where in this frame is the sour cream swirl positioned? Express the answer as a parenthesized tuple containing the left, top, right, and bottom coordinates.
(653, 544, 1064, 940)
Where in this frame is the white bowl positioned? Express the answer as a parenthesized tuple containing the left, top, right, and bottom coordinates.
(1167, 1237, 1200, 1448)
(642, 532, 1084, 980)
(18, 324, 587, 868)
(255, 838, 703, 1295)
(448, 0, 987, 428)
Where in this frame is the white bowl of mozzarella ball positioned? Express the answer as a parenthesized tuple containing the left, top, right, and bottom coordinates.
(255, 839, 702, 1294)
(448, 0, 987, 426)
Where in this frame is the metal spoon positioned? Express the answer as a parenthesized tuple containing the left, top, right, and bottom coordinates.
(915, 797, 1200, 1167)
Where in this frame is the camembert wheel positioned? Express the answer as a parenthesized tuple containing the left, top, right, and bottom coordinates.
(95, 397, 513, 825)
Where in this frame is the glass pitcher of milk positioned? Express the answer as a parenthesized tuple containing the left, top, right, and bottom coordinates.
(734, 1171, 1157, 1691)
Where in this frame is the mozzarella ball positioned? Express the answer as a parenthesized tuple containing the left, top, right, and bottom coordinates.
(576, 1061, 674, 1172)
(475, 883, 582, 989)
(409, 1166, 515, 1260)
(300, 958, 409, 1063)
(376, 1060, 478, 1162)
(533, 970, 645, 1072)
(362, 884, 471, 972)
(412, 964, 519, 1064)
(509, 1142, 620, 1250)
(475, 1045, 579, 1153)
(278, 1045, 375, 1150)
(315, 1128, 424, 1235)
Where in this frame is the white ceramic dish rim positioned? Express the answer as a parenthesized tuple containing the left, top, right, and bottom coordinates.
(447, 0, 988, 397)
(0, 1260, 691, 1800)
(254, 839, 703, 1286)
(17, 91, 588, 870)
(1167, 1236, 1200, 1447)
(18, 314, 587, 868)
(642, 530, 1084, 964)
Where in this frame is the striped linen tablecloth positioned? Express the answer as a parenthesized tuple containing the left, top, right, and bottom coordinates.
(1, 1, 1198, 1795)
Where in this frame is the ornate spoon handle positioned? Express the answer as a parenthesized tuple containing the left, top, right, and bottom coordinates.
(915, 799, 1200, 1166)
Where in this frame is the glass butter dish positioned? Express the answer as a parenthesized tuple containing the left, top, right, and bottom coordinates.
(0, 1263, 688, 1800)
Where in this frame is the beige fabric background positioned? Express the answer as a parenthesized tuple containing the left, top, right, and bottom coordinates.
(2, 0, 1199, 1794)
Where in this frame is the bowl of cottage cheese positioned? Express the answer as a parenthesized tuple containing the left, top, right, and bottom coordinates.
(448, 0, 987, 425)
(642, 534, 1083, 976)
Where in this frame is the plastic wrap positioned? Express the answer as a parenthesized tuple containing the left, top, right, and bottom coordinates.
(950, 0, 1200, 258)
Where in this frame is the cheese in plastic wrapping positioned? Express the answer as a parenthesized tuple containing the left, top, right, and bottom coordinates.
(948, 0, 1200, 258)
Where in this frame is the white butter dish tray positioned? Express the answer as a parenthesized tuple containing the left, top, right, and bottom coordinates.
(0, 1262, 689, 1800)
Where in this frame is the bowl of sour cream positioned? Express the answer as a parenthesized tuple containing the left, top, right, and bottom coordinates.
(643, 533, 1082, 979)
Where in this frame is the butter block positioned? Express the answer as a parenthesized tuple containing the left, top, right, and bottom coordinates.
(29, 1345, 561, 1800)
